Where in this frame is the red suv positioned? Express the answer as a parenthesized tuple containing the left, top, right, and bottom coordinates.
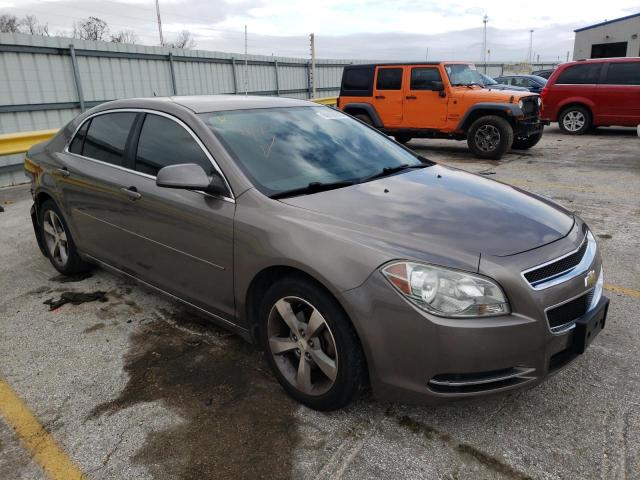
(541, 57, 640, 134)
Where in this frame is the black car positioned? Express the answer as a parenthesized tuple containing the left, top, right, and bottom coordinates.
(531, 69, 554, 79)
(479, 73, 528, 91)
(493, 74, 547, 93)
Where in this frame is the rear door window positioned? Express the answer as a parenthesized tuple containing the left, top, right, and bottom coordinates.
(410, 67, 442, 90)
(135, 114, 214, 177)
(376, 68, 403, 90)
(604, 62, 640, 85)
(82, 113, 137, 166)
(555, 64, 602, 84)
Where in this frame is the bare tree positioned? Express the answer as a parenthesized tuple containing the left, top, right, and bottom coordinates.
(111, 30, 138, 44)
(20, 15, 49, 36)
(0, 14, 20, 33)
(168, 30, 196, 49)
(73, 16, 109, 41)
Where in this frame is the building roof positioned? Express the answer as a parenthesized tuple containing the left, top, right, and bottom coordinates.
(574, 12, 640, 32)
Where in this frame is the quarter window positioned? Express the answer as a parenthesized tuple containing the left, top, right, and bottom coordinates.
(342, 67, 373, 92)
(135, 114, 213, 177)
(604, 62, 640, 85)
(69, 120, 89, 155)
(82, 113, 137, 166)
(555, 64, 602, 84)
(376, 68, 403, 90)
(410, 68, 442, 90)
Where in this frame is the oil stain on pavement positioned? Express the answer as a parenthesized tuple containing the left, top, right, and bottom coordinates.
(90, 309, 300, 480)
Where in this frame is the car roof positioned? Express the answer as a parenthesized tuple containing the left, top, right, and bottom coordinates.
(564, 57, 640, 65)
(94, 95, 316, 114)
(344, 61, 468, 68)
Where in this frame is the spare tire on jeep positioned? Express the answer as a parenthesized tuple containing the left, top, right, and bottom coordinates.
(467, 115, 514, 160)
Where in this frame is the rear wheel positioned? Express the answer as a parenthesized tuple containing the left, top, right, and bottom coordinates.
(467, 115, 514, 159)
(558, 106, 591, 135)
(394, 134, 412, 144)
(354, 113, 373, 125)
(512, 131, 543, 150)
(39, 200, 91, 275)
(259, 275, 366, 411)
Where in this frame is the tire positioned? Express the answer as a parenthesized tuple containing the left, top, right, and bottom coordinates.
(512, 131, 543, 150)
(259, 275, 366, 411)
(467, 115, 514, 159)
(558, 106, 591, 135)
(354, 113, 373, 125)
(38, 199, 92, 275)
(394, 134, 412, 144)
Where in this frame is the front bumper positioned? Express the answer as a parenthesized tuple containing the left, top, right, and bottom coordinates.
(514, 118, 549, 137)
(341, 263, 606, 405)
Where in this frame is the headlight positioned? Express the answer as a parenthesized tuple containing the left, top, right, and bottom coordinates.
(518, 99, 524, 109)
(382, 262, 510, 317)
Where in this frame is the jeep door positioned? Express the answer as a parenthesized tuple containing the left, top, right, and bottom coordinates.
(372, 67, 404, 126)
(598, 61, 640, 125)
(403, 66, 448, 129)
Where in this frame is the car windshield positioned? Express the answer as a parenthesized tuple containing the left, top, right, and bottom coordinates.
(531, 75, 548, 85)
(480, 73, 497, 85)
(200, 106, 428, 197)
(445, 64, 485, 86)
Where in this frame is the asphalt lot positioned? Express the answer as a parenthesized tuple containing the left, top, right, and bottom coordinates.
(1, 124, 639, 480)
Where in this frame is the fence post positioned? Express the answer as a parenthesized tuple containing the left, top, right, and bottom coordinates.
(231, 57, 238, 94)
(68, 45, 85, 112)
(168, 52, 177, 95)
(307, 62, 312, 99)
(274, 59, 280, 96)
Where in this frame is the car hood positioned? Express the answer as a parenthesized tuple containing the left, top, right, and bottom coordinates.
(279, 165, 574, 258)
(453, 86, 534, 102)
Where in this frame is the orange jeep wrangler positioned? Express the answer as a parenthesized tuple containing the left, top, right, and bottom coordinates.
(338, 62, 546, 159)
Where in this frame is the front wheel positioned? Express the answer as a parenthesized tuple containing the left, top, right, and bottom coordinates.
(467, 115, 514, 159)
(512, 131, 543, 150)
(259, 276, 366, 411)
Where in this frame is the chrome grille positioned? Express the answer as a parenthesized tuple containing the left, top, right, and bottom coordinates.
(524, 240, 587, 286)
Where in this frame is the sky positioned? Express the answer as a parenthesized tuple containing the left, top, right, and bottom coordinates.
(1, 0, 639, 61)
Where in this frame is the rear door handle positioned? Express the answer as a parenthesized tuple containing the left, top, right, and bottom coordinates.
(406, 95, 417, 100)
(121, 186, 142, 201)
(375, 95, 385, 99)
(55, 167, 70, 177)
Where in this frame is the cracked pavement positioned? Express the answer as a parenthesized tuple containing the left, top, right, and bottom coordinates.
(0, 125, 639, 479)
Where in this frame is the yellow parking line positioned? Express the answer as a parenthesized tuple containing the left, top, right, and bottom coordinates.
(0, 379, 85, 480)
(605, 284, 640, 299)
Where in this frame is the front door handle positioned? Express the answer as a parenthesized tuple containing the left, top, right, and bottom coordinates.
(121, 186, 142, 201)
(375, 95, 386, 99)
(406, 95, 417, 100)
(55, 167, 70, 177)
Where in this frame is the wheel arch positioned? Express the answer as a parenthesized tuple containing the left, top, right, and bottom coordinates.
(457, 103, 521, 133)
(557, 101, 594, 122)
(341, 103, 384, 127)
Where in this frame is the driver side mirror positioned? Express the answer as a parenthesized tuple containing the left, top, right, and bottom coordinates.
(432, 81, 446, 97)
(156, 163, 229, 197)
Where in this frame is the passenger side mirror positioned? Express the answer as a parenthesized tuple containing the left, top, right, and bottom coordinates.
(156, 163, 229, 197)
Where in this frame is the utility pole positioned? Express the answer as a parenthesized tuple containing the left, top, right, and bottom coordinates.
(310, 33, 316, 98)
(155, 0, 164, 46)
(425, 47, 429, 61)
(244, 25, 248, 95)
(528, 29, 534, 66)
(566, 51, 570, 62)
(482, 15, 488, 73)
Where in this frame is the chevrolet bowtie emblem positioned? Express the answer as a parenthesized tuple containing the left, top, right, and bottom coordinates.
(584, 269, 597, 288)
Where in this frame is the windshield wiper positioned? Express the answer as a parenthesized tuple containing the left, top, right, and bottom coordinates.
(360, 163, 428, 183)
(270, 180, 355, 199)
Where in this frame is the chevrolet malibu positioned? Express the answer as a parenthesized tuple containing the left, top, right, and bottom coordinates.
(25, 96, 608, 411)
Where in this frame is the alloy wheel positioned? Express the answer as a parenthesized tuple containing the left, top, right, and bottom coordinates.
(43, 210, 69, 267)
(562, 111, 585, 132)
(267, 296, 338, 396)
(475, 124, 501, 152)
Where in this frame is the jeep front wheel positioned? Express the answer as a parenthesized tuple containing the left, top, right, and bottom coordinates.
(467, 115, 514, 159)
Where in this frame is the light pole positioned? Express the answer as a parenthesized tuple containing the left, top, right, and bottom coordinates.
(482, 15, 488, 73)
(155, 0, 164, 46)
(528, 29, 534, 67)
